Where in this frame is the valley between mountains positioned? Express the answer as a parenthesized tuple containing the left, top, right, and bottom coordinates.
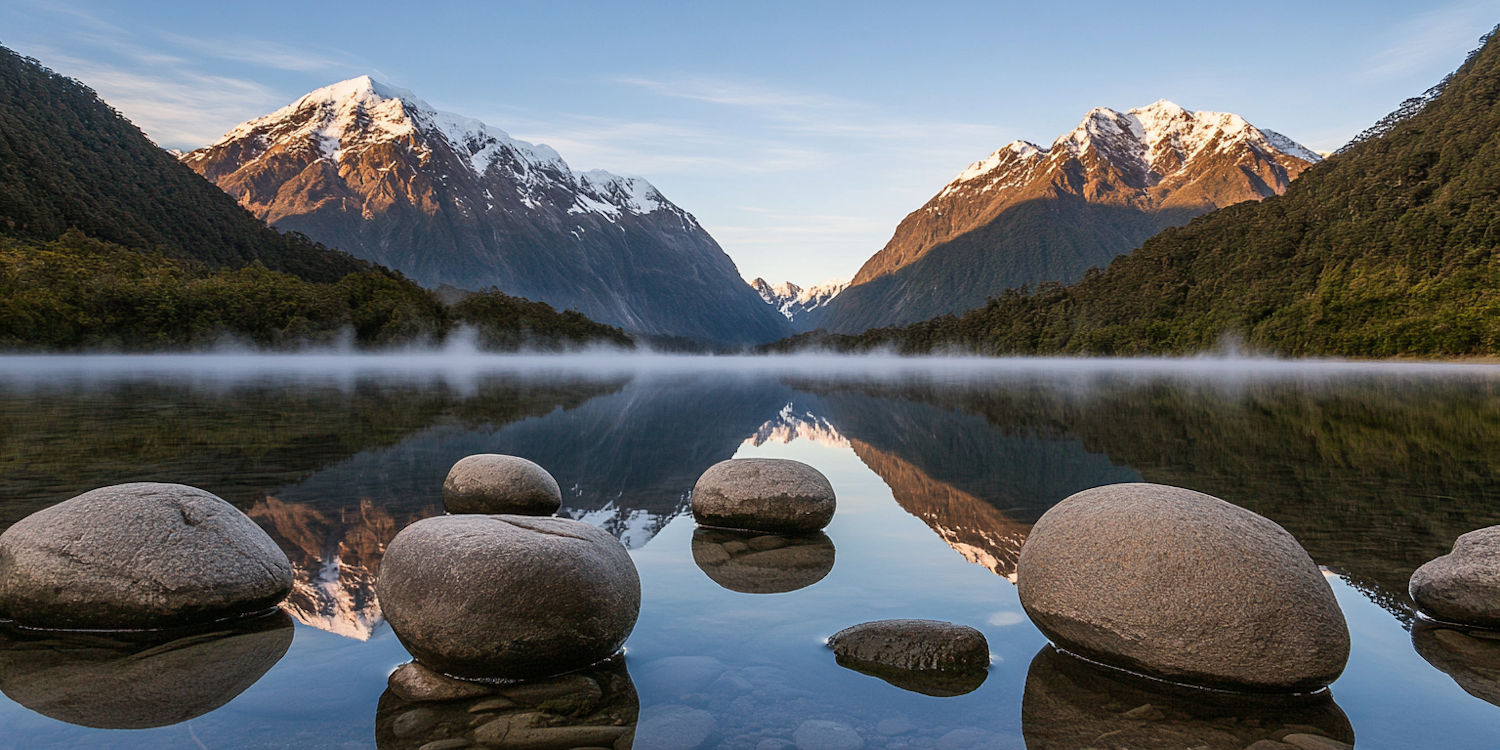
(3, 25, 1500, 356)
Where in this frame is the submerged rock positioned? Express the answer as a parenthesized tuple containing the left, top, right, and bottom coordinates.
(377, 514, 640, 680)
(375, 654, 637, 750)
(0, 482, 293, 629)
(0, 610, 293, 729)
(692, 528, 835, 593)
(1016, 483, 1349, 692)
(1022, 645, 1356, 750)
(636, 704, 718, 750)
(1410, 526, 1500, 628)
(692, 459, 836, 533)
(442, 454, 561, 516)
(1412, 620, 1500, 708)
(827, 620, 989, 698)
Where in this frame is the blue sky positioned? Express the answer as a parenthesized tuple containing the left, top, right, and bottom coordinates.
(5, 1, 1499, 285)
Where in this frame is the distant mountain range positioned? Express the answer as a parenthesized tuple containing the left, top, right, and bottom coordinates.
(182, 77, 790, 347)
(781, 25, 1500, 358)
(750, 277, 848, 329)
(815, 100, 1321, 333)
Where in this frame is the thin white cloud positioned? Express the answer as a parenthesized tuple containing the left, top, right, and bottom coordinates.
(154, 32, 358, 73)
(1365, 1, 1500, 80)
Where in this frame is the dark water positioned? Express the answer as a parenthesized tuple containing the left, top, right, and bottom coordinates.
(0, 354, 1498, 749)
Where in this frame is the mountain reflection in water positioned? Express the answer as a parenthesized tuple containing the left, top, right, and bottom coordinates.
(1, 357, 1499, 749)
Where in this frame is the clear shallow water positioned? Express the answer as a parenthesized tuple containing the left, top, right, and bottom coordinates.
(0, 355, 1498, 749)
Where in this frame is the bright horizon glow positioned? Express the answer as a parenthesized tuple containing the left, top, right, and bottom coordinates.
(4, 0, 1499, 286)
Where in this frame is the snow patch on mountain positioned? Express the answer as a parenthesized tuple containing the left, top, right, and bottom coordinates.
(943, 100, 1322, 196)
(198, 75, 668, 222)
(750, 277, 849, 321)
(749, 404, 850, 449)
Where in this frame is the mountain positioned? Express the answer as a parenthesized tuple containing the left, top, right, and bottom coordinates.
(749, 277, 848, 329)
(0, 45, 367, 283)
(182, 77, 790, 347)
(786, 25, 1500, 358)
(815, 100, 1321, 333)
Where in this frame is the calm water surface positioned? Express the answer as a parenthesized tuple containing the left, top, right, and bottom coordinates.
(0, 354, 1497, 749)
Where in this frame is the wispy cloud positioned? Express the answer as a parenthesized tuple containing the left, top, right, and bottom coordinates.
(1365, 1, 1500, 80)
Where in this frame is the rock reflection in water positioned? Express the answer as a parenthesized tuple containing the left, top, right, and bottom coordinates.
(691, 528, 835, 594)
(1412, 620, 1500, 708)
(1021, 646, 1354, 750)
(0, 610, 293, 729)
(834, 655, 988, 697)
(375, 654, 637, 750)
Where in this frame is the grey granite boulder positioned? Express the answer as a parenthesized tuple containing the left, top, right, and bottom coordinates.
(377, 514, 640, 680)
(692, 458, 836, 533)
(442, 454, 561, 516)
(692, 528, 835, 593)
(0, 611, 293, 729)
(1410, 526, 1500, 628)
(0, 483, 293, 629)
(1021, 645, 1355, 750)
(1016, 483, 1349, 692)
(827, 619, 990, 697)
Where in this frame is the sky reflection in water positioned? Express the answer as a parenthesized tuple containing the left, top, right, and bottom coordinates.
(0, 354, 1497, 749)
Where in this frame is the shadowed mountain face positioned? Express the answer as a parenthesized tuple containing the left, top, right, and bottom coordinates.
(181, 78, 791, 347)
(814, 102, 1320, 333)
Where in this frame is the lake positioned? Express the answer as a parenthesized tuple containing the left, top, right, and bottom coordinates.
(0, 353, 1497, 749)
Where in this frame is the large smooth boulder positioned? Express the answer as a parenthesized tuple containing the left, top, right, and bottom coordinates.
(442, 454, 561, 516)
(1016, 483, 1349, 692)
(1410, 526, 1500, 628)
(377, 514, 640, 680)
(1022, 645, 1355, 750)
(0, 611, 293, 729)
(375, 654, 637, 750)
(692, 528, 835, 593)
(692, 459, 836, 533)
(0, 483, 293, 629)
(1412, 621, 1500, 708)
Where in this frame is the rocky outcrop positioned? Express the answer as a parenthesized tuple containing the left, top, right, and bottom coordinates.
(0, 483, 293, 629)
(1410, 526, 1500, 627)
(817, 101, 1322, 333)
(692, 459, 836, 533)
(1016, 483, 1349, 692)
(376, 515, 640, 680)
(181, 77, 791, 347)
(443, 454, 561, 516)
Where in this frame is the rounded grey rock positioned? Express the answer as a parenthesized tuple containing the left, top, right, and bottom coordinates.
(1016, 483, 1349, 692)
(692, 458, 836, 533)
(0, 483, 293, 629)
(377, 514, 640, 680)
(828, 619, 989, 672)
(442, 454, 561, 516)
(0, 610, 293, 729)
(1410, 526, 1500, 628)
(635, 704, 716, 750)
(793, 720, 864, 750)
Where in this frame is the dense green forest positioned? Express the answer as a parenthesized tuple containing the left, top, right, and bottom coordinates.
(0, 44, 633, 351)
(767, 26, 1500, 358)
(0, 232, 634, 350)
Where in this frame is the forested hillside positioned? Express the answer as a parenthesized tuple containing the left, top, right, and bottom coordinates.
(770, 26, 1500, 358)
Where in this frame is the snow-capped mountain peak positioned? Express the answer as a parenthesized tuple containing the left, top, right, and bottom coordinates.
(751, 277, 849, 321)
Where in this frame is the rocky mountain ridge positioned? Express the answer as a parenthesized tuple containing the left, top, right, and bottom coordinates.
(182, 76, 789, 347)
(815, 100, 1321, 333)
(750, 277, 848, 328)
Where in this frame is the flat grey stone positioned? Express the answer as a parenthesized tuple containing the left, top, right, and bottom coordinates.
(443, 454, 561, 516)
(635, 704, 716, 750)
(692, 459, 836, 533)
(635, 655, 725, 696)
(692, 528, 835, 593)
(0, 611, 292, 729)
(1411, 526, 1500, 628)
(0, 483, 293, 629)
(793, 720, 864, 750)
(829, 619, 989, 671)
(388, 662, 492, 703)
(377, 515, 640, 680)
(1016, 483, 1349, 691)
